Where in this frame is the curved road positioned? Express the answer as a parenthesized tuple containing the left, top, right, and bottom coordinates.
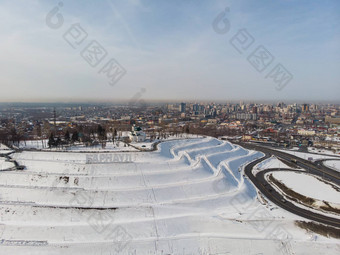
(240, 146, 340, 228)
(238, 142, 340, 185)
(315, 158, 340, 173)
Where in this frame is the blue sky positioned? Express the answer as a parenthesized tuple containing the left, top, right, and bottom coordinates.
(0, 0, 339, 102)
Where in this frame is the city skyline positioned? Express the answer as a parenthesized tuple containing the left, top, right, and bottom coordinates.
(0, 0, 339, 102)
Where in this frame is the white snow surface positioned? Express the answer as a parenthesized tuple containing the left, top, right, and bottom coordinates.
(0, 137, 339, 254)
(0, 144, 10, 150)
(272, 171, 340, 204)
(276, 148, 340, 161)
(0, 143, 14, 155)
(308, 147, 340, 157)
(18, 140, 139, 152)
(255, 156, 293, 170)
(323, 160, 340, 172)
(0, 158, 15, 171)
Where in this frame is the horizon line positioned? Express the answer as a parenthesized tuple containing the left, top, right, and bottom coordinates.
(0, 99, 339, 105)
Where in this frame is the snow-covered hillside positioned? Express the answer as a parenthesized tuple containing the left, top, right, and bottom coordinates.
(0, 138, 339, 254)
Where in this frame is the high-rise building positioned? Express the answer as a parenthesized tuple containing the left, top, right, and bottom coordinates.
(180, 102, 186, 113)
(193, 104, 205, 115)
(302, 104, 309, 112)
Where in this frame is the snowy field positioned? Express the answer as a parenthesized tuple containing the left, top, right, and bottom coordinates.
(17, 139, 49, 149)
(17, 140, 139, 152)
(308, 147, 340, 157)
(255, 156, 294, 170)
(252, 156, 297, 175)
(276, 148, 340, 161)
(64, 142, 139, 152)
(271, 171, 340, 205)
(0, 158, 15, 171)
(0, 144, 10, 151)
(16, 135, 203, 152)
(0, 137, 339, 254)
(323, 160, 340, 172)
(0, 143, 14, 155)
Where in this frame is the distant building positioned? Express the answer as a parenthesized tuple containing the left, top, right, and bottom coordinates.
(128, 125, 146, 142)
(302, 104, 309, 112)
(120, 115, 131, 121)
(297, 129, 315, 136)
(236, 113, 257, 120)
(180, 102, 186, 113)
(325, 116, 340, 124)
(192, 104, 204, 115)
(167, 104, 179, 111)
(242, 135, 252, 141)
(207, 119, 217, 124)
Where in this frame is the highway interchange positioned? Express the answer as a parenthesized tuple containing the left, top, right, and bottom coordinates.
(238, 141, 340, 228)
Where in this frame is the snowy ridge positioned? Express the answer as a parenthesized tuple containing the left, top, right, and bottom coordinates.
(1, 137, 338, 254)
(2, 138, 258, 207)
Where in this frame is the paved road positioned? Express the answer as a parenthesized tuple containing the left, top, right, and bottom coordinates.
(314, 158, 340, 173)
(235, 142, 340, 228)
(238, 142, 340, 186)
(243, 154, 340, 228)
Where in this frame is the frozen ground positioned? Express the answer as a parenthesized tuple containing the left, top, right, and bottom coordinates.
(308, 147, 340, 157)
(0, 137, 339, 254)
(271, 171, 340, 205)
(0, 143, 14, 155)
(0, 158, 15, 171)
(276, 149, 340, 161)
(17, 140, 139, 152)
(323, 160, 340, 172)
(63, 142, 139, 152)
(268, 171, 340, 219)
(17, 139, 49, 149)
(0, 144, 10, 150)
(252, 156, 297, 176)
(16, 135, 203, 152)
(255, 156, 293, 170)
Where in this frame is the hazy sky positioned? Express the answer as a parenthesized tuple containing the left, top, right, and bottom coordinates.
(0, 0, 339, 102)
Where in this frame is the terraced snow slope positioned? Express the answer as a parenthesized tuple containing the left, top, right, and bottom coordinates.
(0, 138, 339, 254)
